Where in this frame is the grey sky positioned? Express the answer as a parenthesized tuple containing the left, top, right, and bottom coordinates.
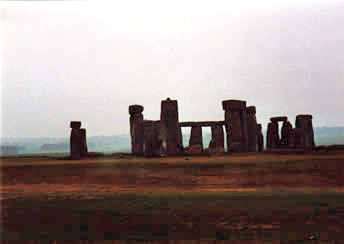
(1, 0, 344, 138)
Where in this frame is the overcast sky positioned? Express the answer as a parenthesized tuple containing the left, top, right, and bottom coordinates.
(1, 0, 344, 138)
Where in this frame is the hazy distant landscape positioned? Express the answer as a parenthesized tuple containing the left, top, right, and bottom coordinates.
(1, 127, 344, 156)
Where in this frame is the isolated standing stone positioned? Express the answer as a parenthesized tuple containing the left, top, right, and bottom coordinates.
(129, 105, 144, 156)
(160, 98, 183, 155)
(70, 121, 82, 159)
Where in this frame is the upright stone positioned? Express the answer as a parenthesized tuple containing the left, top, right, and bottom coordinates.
(266, 122, 279, 152)
(222, 100, 247, 152)
(143, 120, 161, 157)
(241, 108, 249, 152)
(246, 106, 257, 152)
(294, 128, 305, 149)
(160, 98, 182, 155)
(256, 124, 264, 152)
(70, 121, 82, 159)
(189, 125, 203, 149)
(209, 125, 224, 153)
(129, 105, 144, 156)
(266, 122, 273, 152)
(281, 120, 293, 145)
(295, 114, 314, 152)
(80, 128, 88, 156)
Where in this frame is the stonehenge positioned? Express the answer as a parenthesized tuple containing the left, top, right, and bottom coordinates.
(67, 99, 316, 157)
(70, 121, 88, 159)
(127, 98, 315, 156)
(266, 115, 315, 152)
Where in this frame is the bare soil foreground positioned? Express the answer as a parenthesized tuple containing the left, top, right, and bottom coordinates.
(1, 153, 344, 243)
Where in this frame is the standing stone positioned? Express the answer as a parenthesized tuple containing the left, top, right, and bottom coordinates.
(80, 128, 88, 156)
(288, 129, 296, 147)
(295, 114, 314, 152)
(256, 124, 264, 152)
(189, 125, 203, 151)
(246, 106, 257, 152)
(272, 122, 279, 146)
(266, 122, 279, 152)
(281, 120, 293, 145)
(129, 105, 144, 156)
(209, 125, 224, 153)
(70, 121, 82, 159)
(294, 128, 305, 149)
(241, 108, 249, 152)
(222, 100, 247, 152)
(160, 98, 183, 155)
(143, 120, 161, 157)
(266, 123, 273, 152)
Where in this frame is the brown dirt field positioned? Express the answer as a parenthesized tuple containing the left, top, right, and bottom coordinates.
(1, 153, 344, 198)
(1, 153, 344, 242)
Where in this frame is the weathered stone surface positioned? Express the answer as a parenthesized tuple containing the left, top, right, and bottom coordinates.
(70, 128, 81, 159)
(189, 125, 202, 148)
(160, 98, 183, 155)
(208, 125, 225, 153)
(295, 114, 314, 152)
(266, 122, 279, 152)
(281, 120, 293, 145)
(270, 116, 288, 123)
(70, 121, 81, 129)
(246, 106, 257, 152)
(266, 123, 273, 152)
(256, 124, 264, 152)
(294, 128, 305, 147)
(129, 104, 144, 156)
(222, 100, 246, 112)
(288, 129, 296, 147)
(143, 120, 161, 157)
(222, 100, 248, 153)
(296, 114, 312, 120)
(179, 121, 225, 127)
(241, 109, 249, 152)
(129, 105, 144, 114)
(80, 128, 88, 156)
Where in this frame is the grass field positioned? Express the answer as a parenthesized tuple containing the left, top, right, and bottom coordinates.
(1, 153, 344, 242)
